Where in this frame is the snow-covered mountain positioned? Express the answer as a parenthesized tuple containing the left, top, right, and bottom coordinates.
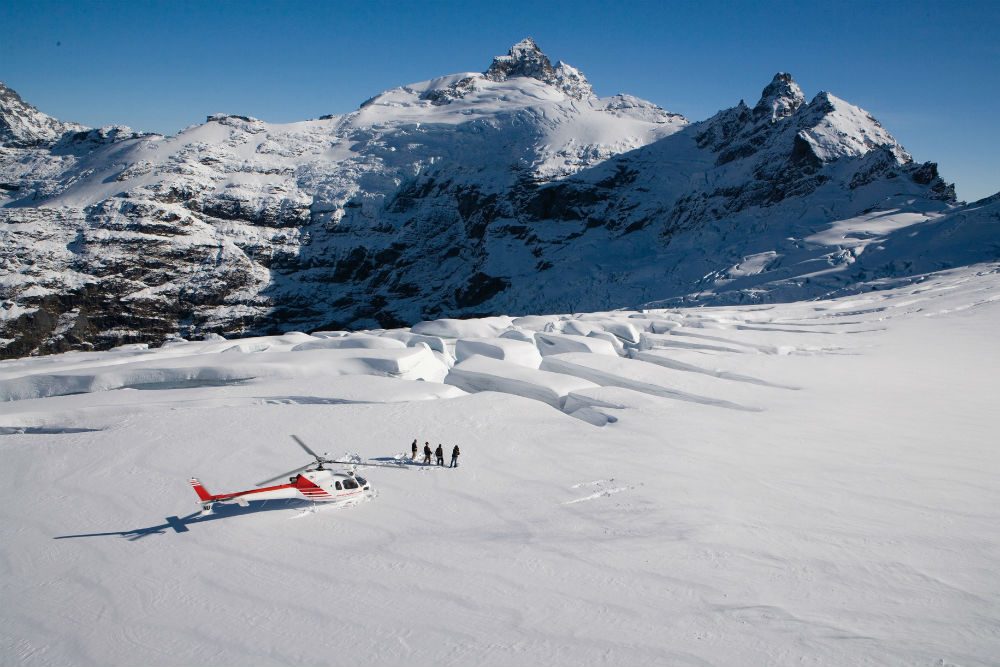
(1, 39, 997, 358)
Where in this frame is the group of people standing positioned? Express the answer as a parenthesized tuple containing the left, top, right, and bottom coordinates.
(412, 439, 460, 468)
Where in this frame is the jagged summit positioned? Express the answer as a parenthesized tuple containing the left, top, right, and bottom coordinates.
(360, 38, 674, 143)
(693, 71, 915, 172)
(0, 81, 86, 148)
(753, 72, 805, 122)
(485, 38, 553, 82)
(484, 38, 594, 99)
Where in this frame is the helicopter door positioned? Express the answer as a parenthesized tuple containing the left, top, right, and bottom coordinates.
(342, 478, 359, 490)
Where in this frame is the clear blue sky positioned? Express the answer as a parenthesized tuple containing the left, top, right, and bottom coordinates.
(2, 0, 997, 201)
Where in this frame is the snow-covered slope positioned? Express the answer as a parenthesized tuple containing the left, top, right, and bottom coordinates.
(1, 263, 998, 665)
(1, 40, 997, 358)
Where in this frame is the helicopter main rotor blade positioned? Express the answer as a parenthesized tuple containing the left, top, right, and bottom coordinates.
(291, 435, 321, 461)
(330, 460, 408, 469)
(255, 464, 312, 487)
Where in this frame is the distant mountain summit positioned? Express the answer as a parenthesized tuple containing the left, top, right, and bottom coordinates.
(484, 37, 594, 99)
(485, 37, 559, 83)
(0, 82, 86, 147)
(753, 72, 805, 122)
(0, 40, 996, 358)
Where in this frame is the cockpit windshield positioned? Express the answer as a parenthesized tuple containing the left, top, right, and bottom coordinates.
(355, 476, 367, 486)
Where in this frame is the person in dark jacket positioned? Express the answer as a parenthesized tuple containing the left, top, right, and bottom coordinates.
(422, 442, 432, 465)
(435, 444, 444, 466)
(411, 439, 418, 461)
(450, 445, 460, 468)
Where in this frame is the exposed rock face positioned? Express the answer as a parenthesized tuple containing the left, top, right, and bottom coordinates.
(753, 72, 805, 122)
(1, 44, 992, 359)
(485, 38, 557, 83)
(485, 37, 594, 99)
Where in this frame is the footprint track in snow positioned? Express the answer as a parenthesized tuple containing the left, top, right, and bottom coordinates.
(571, 478, 613, 489)
(564, 479, 635, 504)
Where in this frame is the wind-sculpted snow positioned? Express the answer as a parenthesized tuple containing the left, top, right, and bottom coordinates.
(410, 316, 516, 340)
(2, 266, 999, 665)
(0, 344, 449, 401)
(1, 42, 997, 359)
(454, 337, 542, 368)
(445, 354, 598, 408)
(534, 332, 619, 356)
(291, 333, 407, 351)
(540, 353, 762, 412)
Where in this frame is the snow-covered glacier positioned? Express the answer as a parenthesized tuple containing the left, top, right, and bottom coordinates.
(1, 262, 998, 665)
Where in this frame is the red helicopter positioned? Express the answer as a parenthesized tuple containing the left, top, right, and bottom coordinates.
(189, 435, 403, 514)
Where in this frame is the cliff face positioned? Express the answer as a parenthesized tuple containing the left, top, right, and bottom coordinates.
(2, 41, 995, 359)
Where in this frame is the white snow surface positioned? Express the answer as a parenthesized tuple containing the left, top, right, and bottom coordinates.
(445, 354, 597, 409)
(2, 263, 999, 665)
(454, 337, 543, 368)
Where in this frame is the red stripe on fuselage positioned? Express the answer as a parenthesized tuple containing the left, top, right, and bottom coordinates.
(295, 475, 332, 498)
(209, 482, 296, 502)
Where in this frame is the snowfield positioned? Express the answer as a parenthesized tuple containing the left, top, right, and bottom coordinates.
(2, 264, 999, 666)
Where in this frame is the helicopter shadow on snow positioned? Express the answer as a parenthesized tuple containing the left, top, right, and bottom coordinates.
(53, 499, 321, 542)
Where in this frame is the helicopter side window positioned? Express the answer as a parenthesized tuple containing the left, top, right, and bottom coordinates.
(335, 481, 343, 491)
(343, 478, 359, 490)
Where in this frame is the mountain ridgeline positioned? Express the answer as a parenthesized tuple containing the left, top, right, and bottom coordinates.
(1, 38, 997, 357)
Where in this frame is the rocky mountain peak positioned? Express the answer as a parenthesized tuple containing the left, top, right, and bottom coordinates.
(485, 38, 594, 99)
(485, 38, 553, 81)
(796, 90, 912, 164)
(0, 81, 86, 148)
(752, 72, 805, 122)
(509, 37, 545, 59)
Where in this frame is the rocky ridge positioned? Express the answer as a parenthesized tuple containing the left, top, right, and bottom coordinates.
(0, 82, 87, 148)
